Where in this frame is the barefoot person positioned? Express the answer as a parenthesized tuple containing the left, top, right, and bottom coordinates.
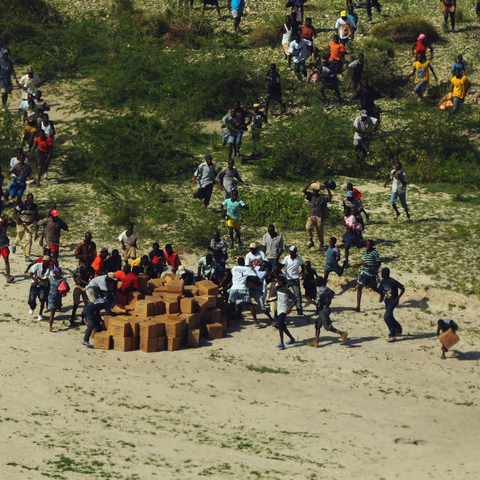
(0, 214, 16, 283)
(308, 276, 348, 347)
(221, 189, 249, 249)
(47, 267, 69, 332)
(303, 180, 332, 250)
(342, 206, 363, 268)
(28, 256, 53, 320)
(192, 154, 216, 209)
(377, 267, 405, 342)
(12, 193, 38, 263)
(70, 256, 94, 325)
(323, 237, 344, 284)
(405, 53, 438, 101)
(118, 222, 138, 265)
(37, 209, 68, 268)
(384, 160, 410, 221)
(437, 318, 459, 359)
(267, 275, 297, 349)
(352, 240, 381, 312)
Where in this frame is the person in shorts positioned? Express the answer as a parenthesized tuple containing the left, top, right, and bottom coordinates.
(289, 33, 312, 80)
(266, 275, 297, 349)
(7, 154, 31, 205)
(70, 256, 94, 326)
(436, 318, 459, 359)
(0, 48, 17, 106)
(232, 0, 245, 33)
(303, 261, 318, 306)
(353, 110, 378, 164)
(221, 189, 249, 249)
(221, 108, 243, 160)
(308, 276, 348, 347)
(30, 128, 53, 184)
(0, 214, 15, 283)
(36, 209, 69, 268)
(352, 239, 381, 312)
(323, 237, 344, 284)
(342, 206, 363, 268)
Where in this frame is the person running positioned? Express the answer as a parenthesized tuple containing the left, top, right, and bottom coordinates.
(366, 0, 381, 22)
(248, 104, 268, 155)
(300, 17, 317, 42)
(286, 0, 306, 22)
(303, 260, 318, 306)
(40, 113, 55, 139)
(352, 239, 381, 312)
(229, 257, 261, 327)
(405, 53, 438, 101)
(289, 33, 312, 80)
(262, 224, 285, 271)
(29, 128, 53, 183)
(118, 222, 138, 265)
(342, 206, 363, 268)
(221, 108, 243, 160)
(343, 190, 365, 229)
(272, 16, 293, 70)
(348, 53, 364, 91)
(449, 68, 470, 117)
(28, 256, 53, 319)
(346, 182, 369, 222)
(265, 63, 287, 115)
(347, 5, 359, 31)
(74, 232, 97, 265)
(0, 48, 17, 106)
(70, 256, 94, 325)
(221, 189, 248, 249)
(411, 34, 434, 61)
(324, 237, 344, 283)
(475, 0, 480, 23)
(18, 67, 41, 105)
(442, 0, 456, 31)
(353, 110, 378, 164)
(384, 160, 410, 221)
(437, 318, 459, 359)
(47, 267, 69, 332)
(231, 0, 245, 33)
(211, 230, 228, 279)
(351, 78, 388, 119)
(328, 34, 346, 74)
(282, 245, 304, 316)
(308, 276, 348, 347)
(6, 154, 31, 206)
(377, 267, 405, 342)
(36, 209, 68, 268)
(193, 153, 216, 209)
(303, 180, 332, 250)
(319, 58, 342, 105)
(266, 275, 297, 349)
(23, 98, 40, 150)
(0, 214, 15, 283)
(81, 297, 115, 348)
(12, 193, 38, 263)
(335, 11, 355, 46)
(216, 158, 250, 199)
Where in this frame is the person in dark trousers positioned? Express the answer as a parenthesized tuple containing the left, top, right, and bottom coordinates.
(377, 268, 405, 342)
(70, 256, 95, 326)
(265, 63, 286, 115)
(436, 318, 459, 359)
(192, 153, 216, 208)
(303, 180, 332, 249)
(82, 297, 116, 348)
(366, 0, 381, 22)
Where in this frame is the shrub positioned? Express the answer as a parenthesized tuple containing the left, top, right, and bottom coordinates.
(165, 11, 214, 47)
(0, 110, 22, 169)
(371, 15, 440, 44)
(362, 48, 397, 93)
(363, 39, 395, 58)
(148, 12, 171, 38)
(247, 14, 285, 48)
(181, 207, 222, 247)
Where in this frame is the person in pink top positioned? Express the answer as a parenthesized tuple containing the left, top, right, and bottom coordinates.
(342, 206, 363, 268)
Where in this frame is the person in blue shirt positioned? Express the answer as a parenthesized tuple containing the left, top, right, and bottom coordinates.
(451, 54, 466, 75)
(82, 297, 115, 348)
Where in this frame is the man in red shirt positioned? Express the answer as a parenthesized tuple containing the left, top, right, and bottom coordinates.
(29, 129, 52, 186)
(91, 248, 109, 277)
(328, 34, 346, 74)
(115, 265, 139, 306)
(300, 18, 316, 42)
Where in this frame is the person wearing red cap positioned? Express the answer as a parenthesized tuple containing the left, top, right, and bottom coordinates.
(411, 34, 433, 61)
(36, 209, 68, 268)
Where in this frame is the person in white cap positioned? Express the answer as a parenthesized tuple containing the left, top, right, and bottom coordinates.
(353, 110, 378, 165)
(302, 180, 332, 250)
(281, 245, 304, 316)
(246, 243, 267, 268)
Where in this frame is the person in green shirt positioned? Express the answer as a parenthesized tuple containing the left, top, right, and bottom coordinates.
(352, 239, 381, 312)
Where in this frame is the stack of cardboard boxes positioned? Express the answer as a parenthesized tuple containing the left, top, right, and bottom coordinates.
(94, 276, 228, 352)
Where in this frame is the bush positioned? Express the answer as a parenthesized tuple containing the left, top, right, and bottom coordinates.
(371, 15, 440, 44)
(363, 39, 395, 58)
(0, 110, 22, 170)
(247, 14, 285, 48)
(181, 207, 222, 248)
(165, 11, 214, 47)
(362, 48, 397, 93)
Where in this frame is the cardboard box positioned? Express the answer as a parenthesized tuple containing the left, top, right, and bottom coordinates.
(219, 319, 227, 333)
(140, 336, 159, 353)
(164, 319, 185, 337)
(163, 273, 176, 282)
(194, 296, 210, 314)
(167, 336, 182, 351)
(103, 315, 115, 331)
(153, 286, 168, 294)
(206, 295, 217, 308)
(135, 300, 155, 317)
(139, 320, 159, 339)
(131, 337, 139, 350)
(187, 329, 200, 348)
(152, 298, 164, 315)
(110, 318, 133, 337)
(113, 336, 133, 352)
(150, 278, 166, 288)
(94, 332, 112, 350)
(184, 285, 199, 297)
(196, 280, 219, 296)
(158, 336, 166, 351)
(166, 280, 184, 294)
(164, 298, 179, 314)
(162, 293, 182, 302)
(201, 310, 211, 324)
(180, 297, 195, 314)
(128, 291, 145, 303)
(180, 313, 201, 329)
(206, 323, 223, 340)
(129, 318, 145, 337)
(211, 308, 222, 322)
(150, 316, 166, 337)
(138, 274, 149, 294)
(439, 328, 460, 350)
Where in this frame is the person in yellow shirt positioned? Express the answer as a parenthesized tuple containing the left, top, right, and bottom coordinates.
(450, 67, 470, 116)
(404, 53, 438, 101)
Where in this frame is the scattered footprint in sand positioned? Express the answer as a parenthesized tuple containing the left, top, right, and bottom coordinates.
(395, 438, 427, 445)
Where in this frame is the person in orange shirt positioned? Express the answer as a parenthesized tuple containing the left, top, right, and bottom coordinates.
(328, 35, 346, 74)
(300, 18, 316, 41)
(91, 248, 109, 277)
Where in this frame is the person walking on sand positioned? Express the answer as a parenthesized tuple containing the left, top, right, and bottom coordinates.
(266, 275, 297, 349)
(308, 276, 348, 347)
(303, 180, 332, 250)
(28, 256, 53, 320)
(12, 193, 38, 263)
(81, 297, 115, 348)
(281, 245, 304, 316)
(0, 214, 16, 283)
(47, 267, 69, 332)
(437, 318, 459, 359)
(377, 267, 405, 342)
(216, 158, 250, 199)
(384, 160, 410, 221)
(118, 222, 138, 265)
(352, 239, 381, 312)
(192, 154, 216, 209)
(36, 209, 68, 268)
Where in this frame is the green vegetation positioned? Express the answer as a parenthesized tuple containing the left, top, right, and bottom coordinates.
(246, 365, 290, 374)
(371, 15, 440, 44)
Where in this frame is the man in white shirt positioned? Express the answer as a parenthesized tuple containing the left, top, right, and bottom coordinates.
(353, 110, 378, 165)
(383, 160, 410, 221)
(245, 243, 268, 268)
(262, 224, 285, 272)
(282, 245, 304, 315)
(85, 273, 116, 303)
(229, 257, 261, 327)
(19, 67, 41, 100)
(192, 153, 216, 209)
(335, 11, 356, 46)
(249, 262, 273, 322)
(288, 33, 312, 79)
(28, 257, 53, 320)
